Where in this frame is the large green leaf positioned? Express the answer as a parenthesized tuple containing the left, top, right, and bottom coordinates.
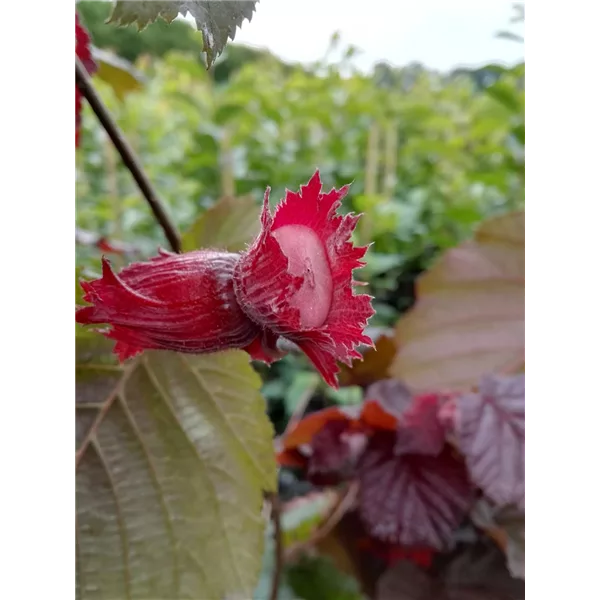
(182, 194, 261, 252)
(107, 0, 258, 67)
(76, 336, 276, 599)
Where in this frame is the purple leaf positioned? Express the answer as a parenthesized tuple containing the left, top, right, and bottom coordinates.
(364, 379, 413, 419)
(440, 539, 524, 599)
(358, 432, 473, 549)
(376, 561, 433, 600)
(395, 394, 447, 456)
(452, 374, 524, 508)
(308, 420, 366, 481)
(376, 547, 525, 600)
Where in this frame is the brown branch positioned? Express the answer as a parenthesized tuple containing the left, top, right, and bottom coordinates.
(76, 56, 182, 253)
(265, 491, 283, 600)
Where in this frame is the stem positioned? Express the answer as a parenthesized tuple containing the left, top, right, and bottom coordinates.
(361, 122, 380, 243)
(383, 120, 398, 199)
(76, 57, 182, 253)
(285, 482, 359, 562)
(265, 491, 283, 600)
(220, 128, 236, 198)
(364, 122, 380, 197)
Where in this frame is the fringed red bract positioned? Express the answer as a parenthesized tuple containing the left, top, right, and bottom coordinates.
(76, 171, 375, 388)
(234, 170, 375, 387)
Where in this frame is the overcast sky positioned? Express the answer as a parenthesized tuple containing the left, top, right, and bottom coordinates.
(227, 0, 524, 72)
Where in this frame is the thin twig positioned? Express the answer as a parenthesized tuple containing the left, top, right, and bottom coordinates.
(76, 56, 182, 253)
(265, 491, 283, 600)
(285, 481, 359, 562)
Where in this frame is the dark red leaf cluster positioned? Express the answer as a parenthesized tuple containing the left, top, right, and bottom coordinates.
(377, 540, 524, 600)
(278, 373, 525, 556)
(76, 13, 97, 147)
(358, 538, 435, 570)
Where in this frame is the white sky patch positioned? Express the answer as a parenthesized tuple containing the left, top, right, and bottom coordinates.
(186, 0, 524, 72)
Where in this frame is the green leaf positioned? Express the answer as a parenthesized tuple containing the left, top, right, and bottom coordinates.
(283, 371, 321, 416)
(324, 385, 363, 406)
(261, 378, 286, 401)
(76, 337, 276, 599)
(485, 80, 522, 113)
(214, 103, 245, 126)
(107, 0, 258, 68)
(282, 490, 339, 545)
(92, 47, 145, 99)
(361, 252, 404, 278)
(286, 555, 365, 600)
(182, 194, 261, 252)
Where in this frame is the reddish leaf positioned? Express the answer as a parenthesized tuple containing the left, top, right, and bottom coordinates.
(451, 374, 525, 508)
(363, 381, 447, 455)
(391, 211, 524, 393)
(394, 394, 447, 456)
(376, 561, 435, 600)
(358, 537, 436, 569)
(338, 330, 397, 387)
(282, 406, 361, 451)
(361, 398, 400, 431)
(362, 379, 413, 425)
(96, 237, 126, 255)
(76, 228, 139, 257)
(75, 13, 97, 147)
(308, 420, 367, 482)
(377, 542, 524, 600)
(358, 433, 473, 549)
(276, 447, 308, 469)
